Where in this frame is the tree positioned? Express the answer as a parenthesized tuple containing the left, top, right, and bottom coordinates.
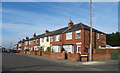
(106, 32, 120, 46)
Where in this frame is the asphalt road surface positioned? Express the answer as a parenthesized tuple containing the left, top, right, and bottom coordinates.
(2, 53, 118, 71)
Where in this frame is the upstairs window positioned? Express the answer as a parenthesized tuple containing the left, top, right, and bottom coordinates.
(25, 41, 28, 45)
(66, 32, 72, 40)
(96, 33, 99, 39)
(41, 38, 44, 42)
(46, 37, 49, 42)
(50, 36, 53, 42)
(55, 35, 60, 41)
(76, 30, 81, 39)
(36, 39, 39, 44)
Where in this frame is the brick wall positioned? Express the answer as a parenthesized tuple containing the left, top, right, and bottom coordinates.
(20, 50, 26, 54)
(36, 51, 42, 56)
(93, 49, 120, 60)
(50, 52, 65, 59)
(42, 52, 65, 59)
(42, 52, 51, 57)
(16, 50, 21, 53)
(84, 30, 106, 52)
(26, 51, 31, 54)
(30, 51, 37, 55)
(93, 53, 110, 61)
(67, 52, 80, 61)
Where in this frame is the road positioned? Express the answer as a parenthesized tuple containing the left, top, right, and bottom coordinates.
(2, 53, 118, 71)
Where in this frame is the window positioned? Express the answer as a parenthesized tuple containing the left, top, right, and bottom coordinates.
(55, 35, 60, 41)
(25, 41, 28, 45)
(76, 43, 81, 53)
(36, 39, 39, 44)
(96, 33, 99, 39)
(76, 30, 81, 39)
(63, 45, 74, 53)
(46, 37, 49, 42)
(66, 32, 72, 40)
(52, 45, 60, 52)
(41, 38, 44, 42)
(50, 36, 53, 42)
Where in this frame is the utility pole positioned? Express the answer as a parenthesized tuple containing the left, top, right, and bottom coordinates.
(89, 0, 93, 61)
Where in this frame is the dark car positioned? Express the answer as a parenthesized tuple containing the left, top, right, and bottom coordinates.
(7, 49, 16, 53)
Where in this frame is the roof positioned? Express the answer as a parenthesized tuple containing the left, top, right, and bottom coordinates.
(26, 22, 106, 40)
(42, 22, 106, 37)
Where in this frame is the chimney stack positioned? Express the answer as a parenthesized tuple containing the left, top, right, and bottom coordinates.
(33, 33, 36, 38)
(26, 36, 29, 40)
(68, 21, 74, 28)
(22, 39, 25, 41)
(45, 29, 49, 34)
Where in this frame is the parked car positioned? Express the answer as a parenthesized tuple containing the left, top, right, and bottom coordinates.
(7, 49, 16, 53)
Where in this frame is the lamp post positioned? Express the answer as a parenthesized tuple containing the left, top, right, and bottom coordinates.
(89, 0, 93, 61)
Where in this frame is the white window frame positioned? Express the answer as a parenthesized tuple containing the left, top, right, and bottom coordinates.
(41, 38, 44, 42)
(52, 45, 60, 52)
(50, 36, 53, 42)
(66, 32, 72, 40)
(55, 35, 60, 41)
(63, 45, 74, 53)
(36, 39, 39, 44)
(76, 43, 82, 53)
(25, 41, 28, 45)
(76, 30, 81, 39)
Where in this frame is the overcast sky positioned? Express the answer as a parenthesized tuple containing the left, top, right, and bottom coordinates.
(1, 2, 118, 48)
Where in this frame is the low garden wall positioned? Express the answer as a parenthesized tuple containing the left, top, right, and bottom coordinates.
(30, 51, 37, 55)
(42, 52, 65, 60)
(26, 51, 31, 54)
(93, 53, 110, 61)
(36, 51, 42, 56)
(20, 50, 26, 54)
(93, 49, 120, 60)
(16, 50, 21, 53)
(50, 52, 65, 59)
(17, 48, 120, 61)
(67, 53, 80, 61)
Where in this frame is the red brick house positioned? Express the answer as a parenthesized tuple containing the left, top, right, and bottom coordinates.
(49, 21, 106, 54)
(26, 33, 40, 51)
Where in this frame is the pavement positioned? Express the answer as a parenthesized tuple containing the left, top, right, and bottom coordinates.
(2, 53, 119, 71)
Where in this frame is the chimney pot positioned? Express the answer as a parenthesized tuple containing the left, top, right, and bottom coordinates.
(45, 29, 49, 34)
(33, 33, 36, 37)
(68, 21, 74, 28)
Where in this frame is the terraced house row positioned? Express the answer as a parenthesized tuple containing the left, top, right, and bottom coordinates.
(13, 21, 106, 54)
